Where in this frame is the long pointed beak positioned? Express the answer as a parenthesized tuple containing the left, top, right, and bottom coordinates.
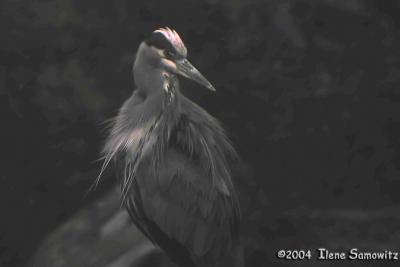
(175, 58, 216, 91)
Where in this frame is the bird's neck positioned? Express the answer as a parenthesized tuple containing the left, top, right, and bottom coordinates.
(158, 75, 181, 131)
(134, 64, 180, 108)
(127, 76, 180, 172)
(134, 66, 167, 95)
(135, 73, 181, 142)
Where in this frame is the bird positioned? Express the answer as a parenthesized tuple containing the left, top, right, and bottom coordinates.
(99, 27, 242, 267)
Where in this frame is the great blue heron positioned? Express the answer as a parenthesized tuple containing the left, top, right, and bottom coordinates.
(99, 28, 242, 267)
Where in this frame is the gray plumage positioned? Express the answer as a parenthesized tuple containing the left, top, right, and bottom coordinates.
(99, 28, 241, 267)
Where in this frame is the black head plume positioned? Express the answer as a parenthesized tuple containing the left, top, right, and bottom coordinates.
(145, 27, 187, 59)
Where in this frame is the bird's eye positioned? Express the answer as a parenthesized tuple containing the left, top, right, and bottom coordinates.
(165, 50, 176, 58)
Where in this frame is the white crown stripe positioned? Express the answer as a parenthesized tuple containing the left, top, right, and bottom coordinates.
(154, 27, 187, 56)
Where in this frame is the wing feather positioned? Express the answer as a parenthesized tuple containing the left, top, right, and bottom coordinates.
(124, 147, 238, 266)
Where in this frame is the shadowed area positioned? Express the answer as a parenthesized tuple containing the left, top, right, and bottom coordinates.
(1, 0, 400, 266)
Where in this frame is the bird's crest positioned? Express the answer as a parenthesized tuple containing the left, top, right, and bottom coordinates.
(153, 27, 187, 56)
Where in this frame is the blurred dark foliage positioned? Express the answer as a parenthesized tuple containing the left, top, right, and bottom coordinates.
(1, 0, 400, 266)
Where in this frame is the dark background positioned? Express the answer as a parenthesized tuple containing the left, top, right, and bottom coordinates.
(1, 0, 400, 266)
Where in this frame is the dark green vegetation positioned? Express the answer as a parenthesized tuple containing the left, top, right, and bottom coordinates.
(1, 0, 400, 266)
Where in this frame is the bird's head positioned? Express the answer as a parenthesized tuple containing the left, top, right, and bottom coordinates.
(134, 27, 215, 92)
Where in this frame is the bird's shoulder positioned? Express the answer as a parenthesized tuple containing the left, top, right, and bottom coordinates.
(176, 95, 238, 156)
(179, 95, 220, 127)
